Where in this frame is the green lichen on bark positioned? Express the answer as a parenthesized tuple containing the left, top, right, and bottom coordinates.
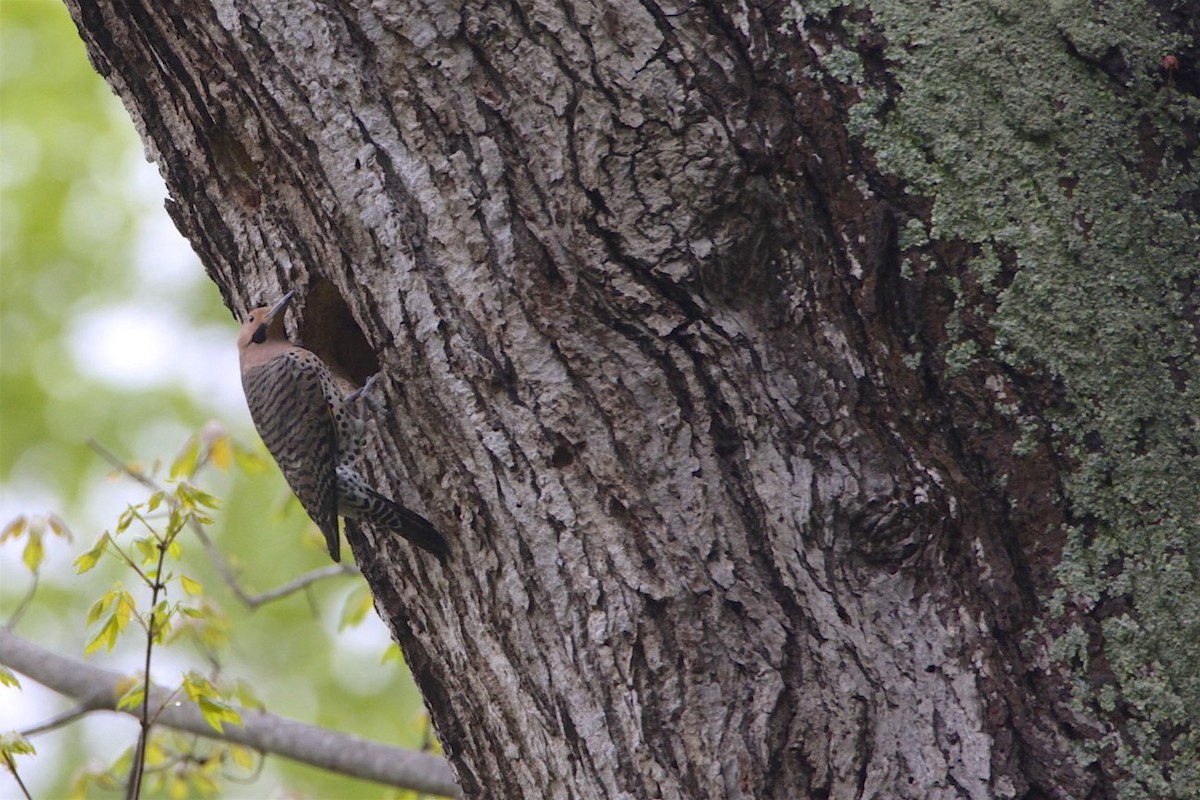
(832, 0, 1199, 793)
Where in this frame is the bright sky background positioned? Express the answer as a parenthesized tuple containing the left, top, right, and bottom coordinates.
(0, 154, 252, 521)
(70, 161, 248, 413)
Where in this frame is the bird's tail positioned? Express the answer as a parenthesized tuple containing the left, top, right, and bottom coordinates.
(357, 487, 450, 560)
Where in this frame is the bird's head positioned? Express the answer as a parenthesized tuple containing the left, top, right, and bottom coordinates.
(237, 291, 295, 355)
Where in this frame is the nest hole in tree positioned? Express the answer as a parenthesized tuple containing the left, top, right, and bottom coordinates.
(297, 278, 380, 388)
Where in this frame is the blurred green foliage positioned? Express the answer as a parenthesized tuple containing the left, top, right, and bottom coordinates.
(2, 0, 139, 491)
(1, 0, 230, 498)
(1, 3, 430, 798)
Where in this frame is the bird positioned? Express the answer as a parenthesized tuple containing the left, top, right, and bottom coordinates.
(236, 291, 449, 562)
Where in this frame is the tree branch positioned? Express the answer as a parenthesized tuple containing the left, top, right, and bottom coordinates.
(0, 629, 458, 797)
(19, 704, 93, 737)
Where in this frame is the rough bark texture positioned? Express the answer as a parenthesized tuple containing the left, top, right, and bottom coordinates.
(65, 1, 1199, 799)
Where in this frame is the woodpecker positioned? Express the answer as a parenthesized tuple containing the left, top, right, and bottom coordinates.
(236, 291, 448, 562)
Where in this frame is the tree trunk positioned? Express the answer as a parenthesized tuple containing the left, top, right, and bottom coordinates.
(64, 1, 1200, 798)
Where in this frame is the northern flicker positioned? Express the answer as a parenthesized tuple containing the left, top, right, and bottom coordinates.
(237, 291, 448, 562)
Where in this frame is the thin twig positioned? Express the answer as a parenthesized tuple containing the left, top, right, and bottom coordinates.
(126, 534, 170, 800)
(187, 515, 357, 607)
(2, 752, 34, 800)
(103, 534, 153, 587)
(5, 572, 38, 631)
(146, 685, 184, 729)
(20, 703, 95, 737)
(87, 439, 158, 492)
(238, 565, 356, 608)
(86, 438, 356, 607)
(87, 439, 173, 800)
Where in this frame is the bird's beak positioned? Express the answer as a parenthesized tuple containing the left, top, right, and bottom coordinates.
(250, 290, 296, 344)
(264, 290, 296, 323)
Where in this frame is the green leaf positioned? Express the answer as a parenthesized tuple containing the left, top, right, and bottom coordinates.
(228, 744, 256, 770)
(109, 745, 133, 779)
(0, 515, 27, 543)
(233, 447, 268, 475)
(209, 435, 233, 471)
(181, 671, 213, 702)
(339, 583, 374, 631)
(21, 532, 44, 572)
(233, 679, 265, 712)
(113, 674, 139, 699)
(84, 616, 121, 656)
(0, 667, 20, 689)
(170, 436, 200, 480)
(183, 484, 222, 510)
(46, 513, 72, 540)
(86, 594, 109, 623)
(142, 738, 167, 770)
(115, 591, 136, 628)
(198, 696, 241, 734)
(0, 731, 36, 758)
(150, 602, 172, 642)
(86, 590, 116, 626)
(74, 534, 109, 574)
(134, 536, 158, 564)
(163, 509, 186, 540)
(190, 769, 220, 795)
(116, 683, 145, 712)
(180, 575, 203, 596)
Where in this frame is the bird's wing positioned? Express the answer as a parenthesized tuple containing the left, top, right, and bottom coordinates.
(242, 352, 341, 561)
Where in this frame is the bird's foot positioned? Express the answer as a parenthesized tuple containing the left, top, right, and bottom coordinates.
(347, 374, 383, 415)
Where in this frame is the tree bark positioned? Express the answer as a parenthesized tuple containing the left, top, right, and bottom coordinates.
(64, 1, 1200, 799)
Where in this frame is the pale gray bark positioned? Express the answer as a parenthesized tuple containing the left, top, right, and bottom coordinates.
(63, 1, 1200, 799)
